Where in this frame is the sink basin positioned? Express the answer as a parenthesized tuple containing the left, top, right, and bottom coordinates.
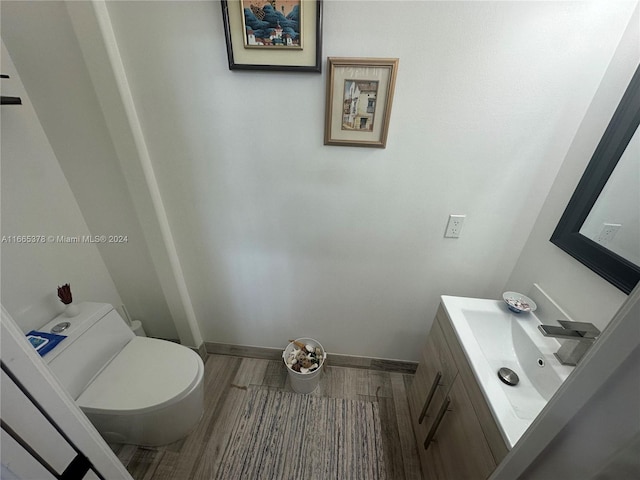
(441, 295, 574, 448)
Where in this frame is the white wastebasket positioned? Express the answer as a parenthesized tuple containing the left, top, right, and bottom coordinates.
(283, 337, 326, 394)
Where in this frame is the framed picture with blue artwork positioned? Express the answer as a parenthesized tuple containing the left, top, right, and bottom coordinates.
(221, 0, 323, 72)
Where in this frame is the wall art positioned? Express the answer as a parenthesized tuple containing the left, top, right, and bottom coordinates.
(324, 57, 399, 148)
(221, 0, 322, 72)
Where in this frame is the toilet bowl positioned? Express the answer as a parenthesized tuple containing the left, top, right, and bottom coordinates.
(41, 302, 204, 446)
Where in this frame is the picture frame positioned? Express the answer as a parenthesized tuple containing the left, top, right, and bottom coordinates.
(220, 0, 323, 73)
(324, 57, 399, 148)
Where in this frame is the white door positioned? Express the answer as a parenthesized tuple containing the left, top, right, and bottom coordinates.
(1, 306, 132, 480)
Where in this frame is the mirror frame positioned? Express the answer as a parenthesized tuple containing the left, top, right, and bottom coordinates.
(551, 64, 640, 295)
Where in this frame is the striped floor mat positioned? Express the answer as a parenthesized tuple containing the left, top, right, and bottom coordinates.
(215, 386, 387, 479)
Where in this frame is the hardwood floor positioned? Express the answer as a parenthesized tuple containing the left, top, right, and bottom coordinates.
(111, 354, 422, 480)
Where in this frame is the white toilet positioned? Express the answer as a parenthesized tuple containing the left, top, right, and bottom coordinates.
(41, 302, 204, 446)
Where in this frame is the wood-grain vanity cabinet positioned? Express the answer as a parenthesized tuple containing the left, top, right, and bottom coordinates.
(408, 305, 509, 479)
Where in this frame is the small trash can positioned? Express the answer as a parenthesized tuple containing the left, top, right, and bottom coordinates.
(283, 337, 327, 394)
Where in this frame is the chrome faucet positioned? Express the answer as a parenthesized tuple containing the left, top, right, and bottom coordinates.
(538, 320, 601, 366)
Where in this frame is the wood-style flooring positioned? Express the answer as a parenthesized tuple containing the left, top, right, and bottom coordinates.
(110, 354, 422, 480)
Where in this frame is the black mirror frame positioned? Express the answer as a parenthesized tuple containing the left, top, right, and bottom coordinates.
(551, 64, 640, 295)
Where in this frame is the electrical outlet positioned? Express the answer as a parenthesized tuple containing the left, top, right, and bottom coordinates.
(597, 223, 621, 245)
(445, 214, 466, 238)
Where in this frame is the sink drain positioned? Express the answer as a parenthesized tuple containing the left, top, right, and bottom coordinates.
(498, 367, 519, 386)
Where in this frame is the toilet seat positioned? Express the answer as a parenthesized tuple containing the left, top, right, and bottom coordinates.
(77, 336, 203, 415)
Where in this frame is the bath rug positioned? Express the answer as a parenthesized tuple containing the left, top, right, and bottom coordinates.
(215, 386, 387, 479)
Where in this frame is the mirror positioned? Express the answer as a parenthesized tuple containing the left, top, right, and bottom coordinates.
(579, 128, 639, 265)
(551, 64, 640, 294)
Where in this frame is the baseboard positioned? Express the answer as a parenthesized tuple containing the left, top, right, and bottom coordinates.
(328, 353, 418, 374)
(205, 341, 418, 374)
(182, 341, 208, 362)
(195, 342, 207, 362)
(205, 342, 282, 360)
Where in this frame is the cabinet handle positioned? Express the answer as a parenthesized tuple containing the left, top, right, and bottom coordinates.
(419, 371, 442, 424)
(423, 396, 451, 450)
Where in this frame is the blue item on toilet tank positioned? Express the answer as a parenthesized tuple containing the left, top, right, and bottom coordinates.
(26, 330, 66, 356)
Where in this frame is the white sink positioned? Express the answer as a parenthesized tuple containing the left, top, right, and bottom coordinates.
(441, 295, 574, 448)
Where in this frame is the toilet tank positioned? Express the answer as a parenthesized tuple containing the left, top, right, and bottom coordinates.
(40, 303, 135, 400)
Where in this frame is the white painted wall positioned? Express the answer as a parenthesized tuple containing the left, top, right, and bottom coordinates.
(0, 42, 123, 333)
(2, 1, 636, 359)
(506, 4, 639, 333)
(102, 0, 636, 359)
(1, 1, 179, 339)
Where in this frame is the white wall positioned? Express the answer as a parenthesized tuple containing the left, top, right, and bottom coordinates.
(103, 0, 635, 359)
(506, 4, 639, 333)
(0, 42, 122, 333)
(2, 1, 636, 359)
(1, 1, 179, 339)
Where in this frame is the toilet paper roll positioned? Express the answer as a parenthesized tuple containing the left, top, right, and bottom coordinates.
(130, 320, 147, 337)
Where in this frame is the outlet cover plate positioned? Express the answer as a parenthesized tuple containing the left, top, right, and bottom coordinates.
(445, 214, 466, 238)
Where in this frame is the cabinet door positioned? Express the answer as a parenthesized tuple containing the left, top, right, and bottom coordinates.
(408, 318, 458, 428)
(422, 376, 496, 480)
(408, 329, 440, 432)
(438, 306, 510, 464)
(408, 337, 444, 466)
(430, 309, 458, 392)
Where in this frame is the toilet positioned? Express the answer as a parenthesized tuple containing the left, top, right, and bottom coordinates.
(41, 302, 204, 446)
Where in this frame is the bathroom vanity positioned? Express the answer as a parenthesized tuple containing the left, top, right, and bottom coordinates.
(408, 304, 507, 478)
(408, 296, 573, 479)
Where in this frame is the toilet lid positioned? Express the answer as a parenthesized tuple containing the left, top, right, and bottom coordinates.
(77, 337, 203, 415)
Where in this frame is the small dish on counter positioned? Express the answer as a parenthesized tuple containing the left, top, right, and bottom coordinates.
(503, 292, 537, 313)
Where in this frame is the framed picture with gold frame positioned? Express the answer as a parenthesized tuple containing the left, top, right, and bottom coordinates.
(221, 0, 323, 72)
(324, 58, 399, 148)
